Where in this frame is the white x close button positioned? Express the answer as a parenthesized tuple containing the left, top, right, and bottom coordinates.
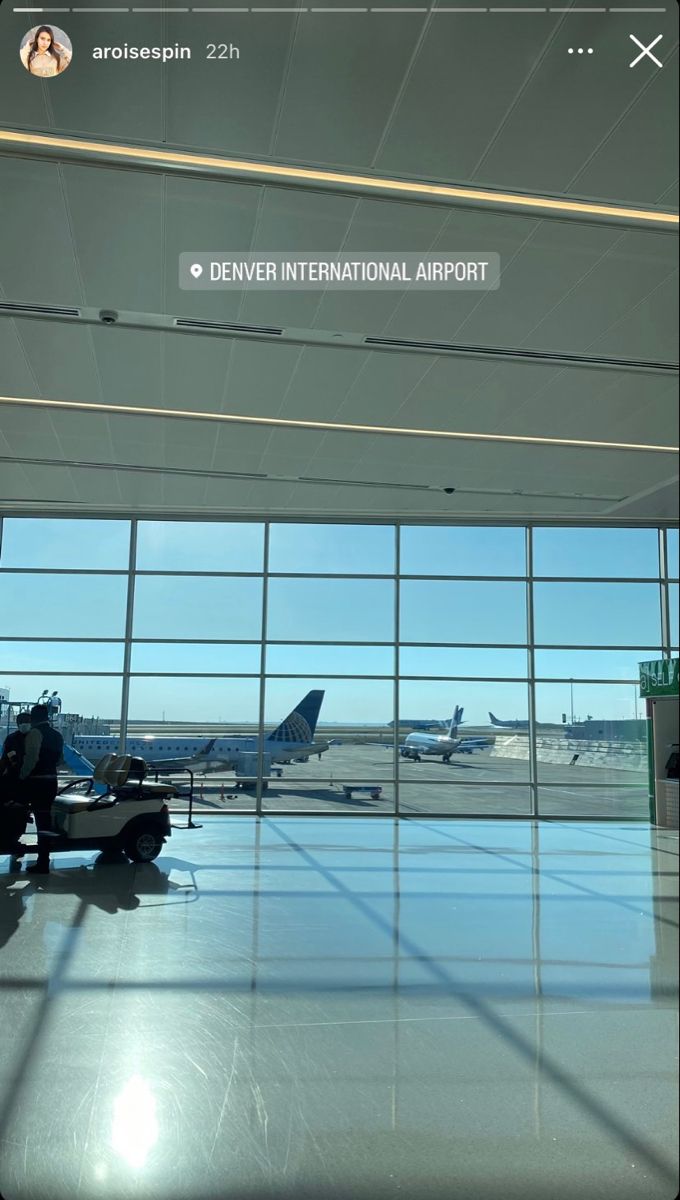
(629, 34, 663, 69)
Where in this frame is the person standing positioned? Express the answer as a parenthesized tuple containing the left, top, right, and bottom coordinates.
(20, 703, 64, 875)
(0, 711, 32, 857)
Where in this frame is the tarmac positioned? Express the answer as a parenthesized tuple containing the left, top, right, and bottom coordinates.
(165, 743, 649, 820)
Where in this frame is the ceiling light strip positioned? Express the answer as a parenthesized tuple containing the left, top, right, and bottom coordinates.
(1, 394, 677, 454)
(0, 129, 677, 228)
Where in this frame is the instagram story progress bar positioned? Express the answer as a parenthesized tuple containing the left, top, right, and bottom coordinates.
(10, 6, 671, 13)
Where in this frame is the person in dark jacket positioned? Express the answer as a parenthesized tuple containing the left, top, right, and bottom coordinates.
(0, 710, 31, 780)
(0, 711, 32, 857)
(20, 703, 64, 875)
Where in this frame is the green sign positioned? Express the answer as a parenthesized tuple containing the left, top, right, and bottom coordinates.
(639, 658, 679, 698)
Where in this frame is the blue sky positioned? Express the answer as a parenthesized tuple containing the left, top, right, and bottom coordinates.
(0, 519, 676, 726)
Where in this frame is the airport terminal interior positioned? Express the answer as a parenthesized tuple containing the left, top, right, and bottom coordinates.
(0, 3, 678, 1199)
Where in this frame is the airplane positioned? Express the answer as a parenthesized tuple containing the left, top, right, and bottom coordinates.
(388, 717, 452, 731)
(488, 712, 551, 730)
(400, 706, 489, 762)
(73, 690, 328, 775)
(488, 712, 529, 730)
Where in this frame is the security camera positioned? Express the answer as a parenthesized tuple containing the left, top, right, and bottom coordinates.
(99, 309, 118, 325)
(443, 487, 456, 495)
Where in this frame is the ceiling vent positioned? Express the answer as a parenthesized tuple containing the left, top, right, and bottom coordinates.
(363, 336, 677, 372)
(0, 301, 80, 317)
(175, 318, 283, 336)
(298, 476, 427, 491)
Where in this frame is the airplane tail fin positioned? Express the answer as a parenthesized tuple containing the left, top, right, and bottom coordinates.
(488, 712, 501, 727)
(448, 705, 464, 737)
(267, 690, 325, 744)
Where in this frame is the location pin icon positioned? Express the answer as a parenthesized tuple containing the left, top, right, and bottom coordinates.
(190, 263, 203, 279)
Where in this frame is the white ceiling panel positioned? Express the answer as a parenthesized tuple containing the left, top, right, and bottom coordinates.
(0, 158, 84, 306)
(467, 21, 678, 202)
(160, 335, 232, 416)
(163, 176, 263, 322)
(571, 58, 680, 205)
(0, 321, 38, 394)
(9, 318, 102, 402)
(270, 13, 419, 167)
(62, 166, 165, 313)
(84, 327, 161, 410)
(220, 339, 308, 417)
(164, 13, 297, 158)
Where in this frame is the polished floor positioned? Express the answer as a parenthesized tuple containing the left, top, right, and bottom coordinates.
(0, 818, 677, 1200)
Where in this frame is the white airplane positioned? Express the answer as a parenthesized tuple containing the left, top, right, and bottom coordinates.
(399, 706, 491, 762)
(74, 690, 328, 775)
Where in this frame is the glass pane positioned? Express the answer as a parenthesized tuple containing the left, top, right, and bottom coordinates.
(261, 779, 395, 814)
(0, 675, 120, 734)
(533, 583, 661, 646)
(669, 584, 679, 646)
(135, 521, 264, 572)
(0, 641, 124, 672)
(173, 777, 255, 815)
(667, 529, 679, 580)
(130, 643, 259, 673)
(399, 680, 529, 779)
(264, 677, 394, 779)
(400, 581, 526, 644)
(127, 677, 260, 724)
(535, 683, 647, 792)
(399, 646, 527, 679)
(266, 644, 393, 676)
(399, 679, 528, 731)
(400, 526, 525, 576)
(189, 787, 255, 816)
(533, 527, 659, 578)
(534, 648, 662, 681)
(535, 681, 646, 732)
(398, 784, 531, 816)
(268, 523, 394, 574)
(267, 578, 394, 642)
(0, 518, 130, 569)
(115, 678, 261, 803)
(265, 676, 391, 726)
(537, 786, 648, 819)
(133, 576, 262, 639)
(0, 574, 127, 637)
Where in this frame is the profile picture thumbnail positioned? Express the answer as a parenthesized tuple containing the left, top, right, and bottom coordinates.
(20, 25, 72, 78)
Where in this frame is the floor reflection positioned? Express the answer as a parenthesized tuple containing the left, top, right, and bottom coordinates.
(0, 818, 677, 1200)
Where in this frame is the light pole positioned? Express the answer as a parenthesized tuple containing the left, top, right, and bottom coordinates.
(570, 679, 574, 725)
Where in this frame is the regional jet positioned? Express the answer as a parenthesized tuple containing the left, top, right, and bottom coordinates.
(388, 717, 451, 731)
(398, 706, 457, 761)
(400, 707, 493, 761)
(74, 690, 328, 774)
(488, 712, 549, 730)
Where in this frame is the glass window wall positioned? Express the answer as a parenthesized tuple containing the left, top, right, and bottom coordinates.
(1, 517, 676, 821)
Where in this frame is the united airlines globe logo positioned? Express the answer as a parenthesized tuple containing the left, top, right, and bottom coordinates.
(269, 712, 311, 743)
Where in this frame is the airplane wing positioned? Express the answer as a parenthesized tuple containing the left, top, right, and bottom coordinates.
(145, 739, 227, 774)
